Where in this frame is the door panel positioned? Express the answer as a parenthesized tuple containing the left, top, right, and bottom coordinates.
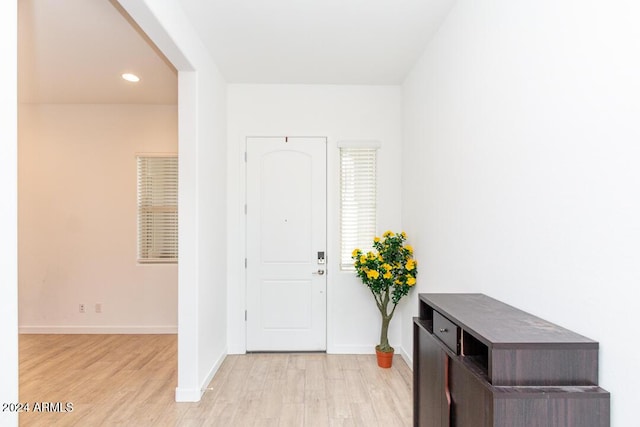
(417, 323, 445, 427)
(261, 280, 312, 329)
(246, 137, 327, 351)
(260, 150, 312, 263)
(450, 356, 492, 427)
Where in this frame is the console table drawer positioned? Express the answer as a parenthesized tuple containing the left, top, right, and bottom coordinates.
(433, 310, 459, 354)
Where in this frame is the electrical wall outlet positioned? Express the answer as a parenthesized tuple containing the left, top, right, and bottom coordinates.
(95, 303, 102, 313)
(79, 304, 85, 313)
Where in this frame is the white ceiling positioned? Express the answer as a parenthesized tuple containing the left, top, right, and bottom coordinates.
(18, 0, 178, 104)
(18, 0, 455, 104)
(178, 0, 456, 84)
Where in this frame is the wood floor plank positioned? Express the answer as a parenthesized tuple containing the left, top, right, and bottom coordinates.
(349, 401, 381, 427)
(278, 403, 305, 427)
(341, 369, 370, 405)
(326, 379, 352, 419)
(304, 398, 329, 427)
(19, 335, 413, 426)
(283, 368, 305, 404)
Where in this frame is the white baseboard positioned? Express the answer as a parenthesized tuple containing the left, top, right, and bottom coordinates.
(330, 344, 413, 367)
(200, 349, 227, 393)
(327, 344, 403, 354)
(327, 344, 376, 354)
(19, 325, 178, 334)
(175, 349, 227, 402)
(174, 387, 202, 402)
(399, 345, 413, 370)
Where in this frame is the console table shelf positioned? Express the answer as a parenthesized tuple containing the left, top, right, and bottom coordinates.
(413, 293, 610, 427)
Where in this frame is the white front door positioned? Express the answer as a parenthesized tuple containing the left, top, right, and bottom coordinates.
(246, 137, 327, 351)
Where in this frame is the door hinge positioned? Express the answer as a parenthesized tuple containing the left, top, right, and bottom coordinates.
(245, 310, 247, 321)
(244, 258, 247, 268)
(244, 204, 247, 214)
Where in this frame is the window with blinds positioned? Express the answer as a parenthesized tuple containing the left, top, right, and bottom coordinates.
(137, 155, 178, 263)
(340, 146, 378, 270)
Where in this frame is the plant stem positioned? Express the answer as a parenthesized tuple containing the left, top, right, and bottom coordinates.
(379, 314, 391, 352)
(376, 287, 396, 352)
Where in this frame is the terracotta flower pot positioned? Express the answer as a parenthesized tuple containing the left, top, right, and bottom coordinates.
(376, 347, 394, 368)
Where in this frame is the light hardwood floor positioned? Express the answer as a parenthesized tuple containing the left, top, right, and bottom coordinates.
(19, 335, 413, 426)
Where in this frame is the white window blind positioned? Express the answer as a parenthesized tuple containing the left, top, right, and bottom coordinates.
(137, 155, 178, 263)
(340, 147, 377, 270)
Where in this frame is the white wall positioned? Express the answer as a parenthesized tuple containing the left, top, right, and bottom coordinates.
(0, 1, 19, 425)
(227, 84, 404, 355)
(401, 1, 640, 425)
(118, 0, 228, 402)
(18, 104, 178, 333)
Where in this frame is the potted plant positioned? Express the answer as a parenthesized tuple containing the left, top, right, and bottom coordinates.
(352, 231, 418, 368)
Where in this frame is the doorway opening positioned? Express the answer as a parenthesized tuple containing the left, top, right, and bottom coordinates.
(17, 0, 179, 408)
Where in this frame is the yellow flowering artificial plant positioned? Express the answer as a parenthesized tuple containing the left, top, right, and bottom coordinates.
(352, 231, 418, 353)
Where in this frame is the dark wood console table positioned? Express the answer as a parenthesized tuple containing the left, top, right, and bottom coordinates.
(413, 293, 610, 427)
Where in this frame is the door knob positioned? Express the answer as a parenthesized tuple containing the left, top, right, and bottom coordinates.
(312, 269, 325, 275)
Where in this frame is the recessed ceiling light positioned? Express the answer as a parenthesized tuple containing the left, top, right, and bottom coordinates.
(122, 73, 140, 82)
